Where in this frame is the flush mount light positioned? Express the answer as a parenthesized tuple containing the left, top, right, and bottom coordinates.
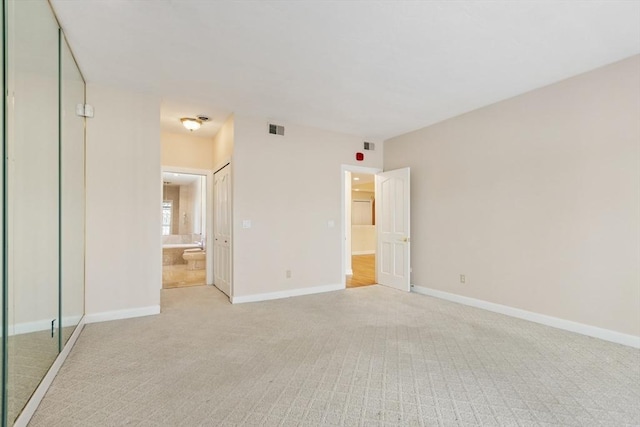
(353, 177, 360, 181)
(354, 189, 360, 191)
(180, 117, 202, 131)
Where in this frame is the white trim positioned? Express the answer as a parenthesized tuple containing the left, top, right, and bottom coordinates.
(84, 305, 160, 324)
(10, 319, 51, 335)
(10, 315, 84, 336)
(341, 164, 382, 290)
(352, 250, 375, 255)
(412, 285, 640, 349)
(231, 283, 342, 304)
(14, 317, 86, 427)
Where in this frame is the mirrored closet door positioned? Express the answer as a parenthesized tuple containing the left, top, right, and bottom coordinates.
(5, 0, 61, 422)
(2, 0, 86, 424)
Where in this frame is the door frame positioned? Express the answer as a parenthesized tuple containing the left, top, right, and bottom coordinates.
(161, 166, 214, 286)
(340, 164, 382, 289)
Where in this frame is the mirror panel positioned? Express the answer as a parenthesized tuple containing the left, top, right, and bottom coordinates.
(5, 0, 61, 422)
(60, 33, 86, 346)
(0, 0, 4, 420)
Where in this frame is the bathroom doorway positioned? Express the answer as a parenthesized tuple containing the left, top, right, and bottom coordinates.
(161, 171, 210, 288)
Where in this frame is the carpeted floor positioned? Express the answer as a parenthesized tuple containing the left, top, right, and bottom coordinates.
(29, 285, 639, 426)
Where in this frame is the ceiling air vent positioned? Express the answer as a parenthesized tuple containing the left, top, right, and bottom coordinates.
(269, 124, 285, 136)
(364, 142, 375, 151)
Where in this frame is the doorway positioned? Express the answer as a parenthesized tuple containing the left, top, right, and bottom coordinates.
(161, 171, 210, 289)
(342, 165, 411, 292)
(347, 172, 377, 287)
(342, 165, 381, 288)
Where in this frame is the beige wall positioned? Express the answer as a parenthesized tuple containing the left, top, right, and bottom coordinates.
(161, 131, 215, 170)
(213, 114, 234, 167)
(163, 185, 180, 234)
(86, 83, 161, 316)
(352, 190, 374, 201)
(385, 55, 640, 337)
(352, 225, 376, 255)
(233, 115, 383, 297)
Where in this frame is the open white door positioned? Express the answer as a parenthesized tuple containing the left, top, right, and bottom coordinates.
(214, 164, 232, 297)
(376, 167, 410, 292)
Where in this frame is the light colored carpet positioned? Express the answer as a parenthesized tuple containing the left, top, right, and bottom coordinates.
(29, 285, 639, 426)
(7, 330, 59, 424)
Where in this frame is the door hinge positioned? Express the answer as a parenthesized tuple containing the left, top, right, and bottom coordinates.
(51, 319, 56, 337)
(76, 103, 94, 118)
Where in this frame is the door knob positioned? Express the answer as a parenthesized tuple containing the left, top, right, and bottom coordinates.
(400, 237, 410, 242)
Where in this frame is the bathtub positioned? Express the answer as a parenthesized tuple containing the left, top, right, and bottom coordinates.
(162, 243, 202, 249)
(162, 244, 202, 266)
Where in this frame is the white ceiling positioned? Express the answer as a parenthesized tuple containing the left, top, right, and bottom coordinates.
(352, 173, 375, 185)
(50, 1, 640, 140)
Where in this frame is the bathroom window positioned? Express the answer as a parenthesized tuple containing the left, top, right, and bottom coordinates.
(162, 201, 173, 235)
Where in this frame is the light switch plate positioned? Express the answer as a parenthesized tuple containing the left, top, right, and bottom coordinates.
(242, 220, 251, 229)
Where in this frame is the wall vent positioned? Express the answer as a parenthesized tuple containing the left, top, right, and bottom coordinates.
(269, 124, 285, 136)
(364, 141, 375, 151)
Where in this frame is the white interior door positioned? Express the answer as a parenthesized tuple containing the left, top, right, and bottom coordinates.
(376, 167, 410, 291)
(214, 164, 232, 297)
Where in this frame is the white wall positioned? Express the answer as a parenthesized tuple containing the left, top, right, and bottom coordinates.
(85, 83, 161, 317)
(352, 226, 376, 255)
(385, 55, 640, 337)
(351, 191, 375, 255)
(233, 116, 383, 297)
(8, 74, 59, 329)
(212, 114, 234, 168)
(352, 190, 374, 201)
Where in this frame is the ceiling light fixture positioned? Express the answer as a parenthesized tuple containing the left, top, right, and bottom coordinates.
(353, 177, 360, 181)
(180, 117, 202, 131)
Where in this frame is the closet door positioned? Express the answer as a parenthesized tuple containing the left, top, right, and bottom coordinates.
(60, 32, 86, 347)
(5, 0, 60, 422)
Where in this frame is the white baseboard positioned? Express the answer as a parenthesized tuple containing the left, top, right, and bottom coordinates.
(10, 314, 86, 336)
(14, 317, 86, 427)
(352, 250, 375, 255)
(11, 319, 51, 336)
(232, 283, 343, 304)
(412, 286, 640, 349)
(84, 305, 160, 324)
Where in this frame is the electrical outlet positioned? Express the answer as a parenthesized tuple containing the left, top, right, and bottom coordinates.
(460, 274, 466, 284)
(286, 270, 292, 279)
